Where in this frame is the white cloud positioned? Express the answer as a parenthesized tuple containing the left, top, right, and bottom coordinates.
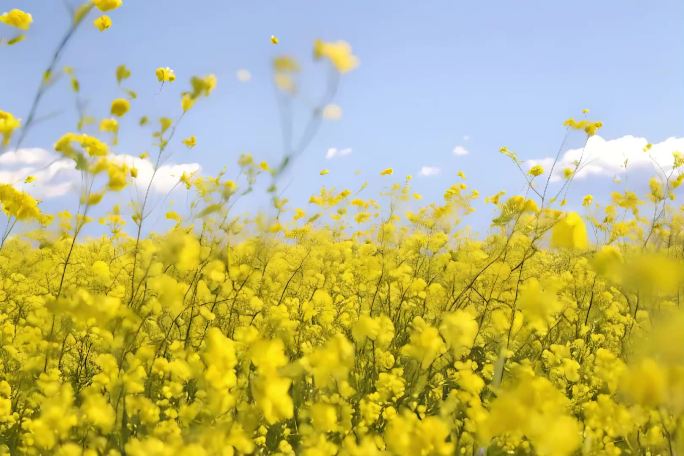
(419, 166, 441, 177)
(325, 147, 352, 160)
(109, 154, 201, 193)
(452, 145, 469, 156)
(0, 148, 200, 199)
(528, 135, 684, 182)
(0, 148, 78, 199)
(0, 148, 54, 166)
(236, 69, 252, 82)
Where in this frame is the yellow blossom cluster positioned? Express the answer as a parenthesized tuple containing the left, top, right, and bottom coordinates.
(156, 67, 176, 83)
(0, 110, 21, 146)
(2, 10, 684, 456)
(314, 39, 359, 73)
(563, 117, 604, 136)
(0, 184, 43, 221)
(2, 165, 684, 454)
(0, 9, 32, 31)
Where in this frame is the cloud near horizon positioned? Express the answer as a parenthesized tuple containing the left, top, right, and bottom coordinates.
(0, 148, 201, 199)
(452, 145, 469, 156)
(419, 165, 441, 177)
(325, 147, 352, 160)
(528, 135, 684, 182)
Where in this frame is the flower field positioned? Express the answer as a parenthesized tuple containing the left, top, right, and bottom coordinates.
(2, 3, 684, 455)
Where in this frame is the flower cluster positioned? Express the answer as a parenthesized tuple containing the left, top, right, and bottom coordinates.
(0, 165, 683, 454)
(1, 8, 684, 456)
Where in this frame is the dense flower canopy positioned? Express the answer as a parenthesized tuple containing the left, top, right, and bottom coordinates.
(1, 3, 684, 456)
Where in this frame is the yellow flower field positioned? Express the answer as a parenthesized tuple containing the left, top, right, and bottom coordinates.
(1, 3, 684, 455)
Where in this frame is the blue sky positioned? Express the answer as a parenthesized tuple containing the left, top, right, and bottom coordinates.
(2, 0, 683, 228)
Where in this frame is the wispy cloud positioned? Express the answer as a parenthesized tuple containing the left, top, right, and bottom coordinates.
(325, 147, 352, 160)
(452, 145, 469, 156)
(419, 165, 441, 177)
(0, 148, 77, 198)
(0, 148, 200, 199)
(236, 69, 251, 82)
(528, 135, 684, 182)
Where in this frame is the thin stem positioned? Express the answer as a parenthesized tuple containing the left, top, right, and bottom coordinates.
(129, 114, 185, 304)
(12, 7, 93, 152)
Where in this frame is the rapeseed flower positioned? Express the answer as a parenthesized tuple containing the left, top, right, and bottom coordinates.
(0, 110, 21, 145)
(93, 15, 111, 31)
(110, 98, 130, 117)
(156, 66, 176, 83)
(0, 9, 31, 32)
(551, 211, 588, 249)
(92, 0, 122, 12)
(314, 39, 359, 73)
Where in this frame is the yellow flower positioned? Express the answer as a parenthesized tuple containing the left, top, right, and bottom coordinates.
(99, 118, 118, 133)
(439, 310, 478, 357)
(0, 9, 32, 30)
(92, 0, 123, 12)
(563, 117, 603, 136)
(93, 15, 112, 32)
(116, 64, 131, 83)
(181, 94, 195, 112)
(320, 169, 330, 175)
(189, 74, 217, 98)
(499, 145, 519, 162)
(563, 167, 574, 179)
(106, 162, 128, 191)
(313, 39, 359, 73)
(582, 194, 593, 207)
(252, 374, 293, 423)
(400, 316, 446, 369)
(179, 172, 193, 189)
(86, 191, 104, 205)
(380, 167, 393, 176)
(80, 134, 109, 156)
(273, 56, 300, 73)
(0, 183, 41, 220)
(0, 110, 21, 145)
(156, 67, 176, 83)
(270, 35, 279, 44)
(24, 175, 35, 184)
(551, 211, 588, 250)
(621, 358, 668, 407)
(110, 98, 130, 117)
(202, 328, 237, 391)
(80, 393, 115, 432)
(166, 211, 181, 222)
(54, 132, 109, 157)
(310, 403, 338, 433)
(528, 164, 544, 177)
(237, 153, 253, 167)
(159, 117, 173, 132)
(223, 180, 237, 194)
(182, 135, 196, 148)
